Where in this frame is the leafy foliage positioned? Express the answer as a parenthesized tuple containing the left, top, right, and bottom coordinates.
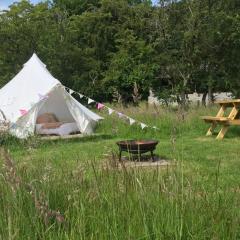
(0, 0, 240, 103)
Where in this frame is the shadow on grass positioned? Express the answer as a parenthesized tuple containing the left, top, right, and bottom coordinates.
(223, 126, 240, 139)
(119, 153, 172, 162)
(198, 125, 240, 140)
(213, 127, 240, 139)
(1, 133, 116, 152)
(40, 133, 115, 145)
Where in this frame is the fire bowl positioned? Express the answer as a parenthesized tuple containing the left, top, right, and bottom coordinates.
(116, 140, 159, 161)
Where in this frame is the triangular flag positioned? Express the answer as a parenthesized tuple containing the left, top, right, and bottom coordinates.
(88, 98, 95, 104)
(140, 123, 147, 129)
(69, 89, 74, 95)
(129, 118, 136, 125)
(97, 103, 105, 110)
(20, 109, 28, 116)
(79, 93, 84, 99)
(108, 108, 114, 115)
(117, 112, 124, 118)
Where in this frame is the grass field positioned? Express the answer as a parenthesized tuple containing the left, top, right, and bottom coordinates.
(0, 104, 240, 239)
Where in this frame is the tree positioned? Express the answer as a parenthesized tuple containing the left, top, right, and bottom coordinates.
(103, 29, 156, 103)
(0, 0, 240, 105)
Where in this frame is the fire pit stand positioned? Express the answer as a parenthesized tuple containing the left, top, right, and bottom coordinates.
(116, 140, 159, 161)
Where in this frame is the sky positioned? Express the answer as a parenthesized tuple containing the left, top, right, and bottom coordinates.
(0, 0, 159, 10)
(0, 0, 41, 10)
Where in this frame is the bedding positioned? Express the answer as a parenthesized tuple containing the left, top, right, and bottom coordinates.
(36, 113, 58, 124)
(36, 122, 79, 136)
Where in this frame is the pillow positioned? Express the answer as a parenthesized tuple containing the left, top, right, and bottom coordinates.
(36, 113, 58, 124)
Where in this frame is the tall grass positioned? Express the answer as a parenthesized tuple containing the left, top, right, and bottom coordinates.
(0, 104, 240, 239)
(96, 103, 216, 139)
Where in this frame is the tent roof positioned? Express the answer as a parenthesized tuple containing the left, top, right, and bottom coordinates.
(24, 53, 47, 68)
(0, 53, 61, 122)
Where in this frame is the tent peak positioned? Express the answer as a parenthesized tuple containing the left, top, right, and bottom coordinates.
(23, 53, 46, 68)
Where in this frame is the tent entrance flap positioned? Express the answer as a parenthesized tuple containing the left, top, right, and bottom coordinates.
(35, 87, 81, 136)
(37, 87, 76, 123)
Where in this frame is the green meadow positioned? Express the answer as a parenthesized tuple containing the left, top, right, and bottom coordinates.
(0, 105, 240, 239)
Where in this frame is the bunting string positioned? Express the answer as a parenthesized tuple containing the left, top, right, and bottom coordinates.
(65, 86, 159, 131)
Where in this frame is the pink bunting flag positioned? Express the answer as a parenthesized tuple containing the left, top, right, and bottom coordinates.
(97, 103, 105, 110)
(20, 109, 28, 116)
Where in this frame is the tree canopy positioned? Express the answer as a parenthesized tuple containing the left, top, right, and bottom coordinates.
(0, 0, 239, 104)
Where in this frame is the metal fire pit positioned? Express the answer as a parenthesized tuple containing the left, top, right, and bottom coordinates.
(116, 140, 159, 161)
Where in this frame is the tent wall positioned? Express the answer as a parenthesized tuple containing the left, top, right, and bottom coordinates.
(10, 101, 45, 138)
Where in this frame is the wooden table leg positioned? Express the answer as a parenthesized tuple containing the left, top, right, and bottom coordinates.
(216, 126, 229, 140)
(206, 105, 226, 136)
(216, 105, 239, 140)
(228, 105, 239, 119)
(206, 123, 217, 136)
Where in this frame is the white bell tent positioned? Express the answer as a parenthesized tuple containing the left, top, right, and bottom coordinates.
(0, 53, 103, 138)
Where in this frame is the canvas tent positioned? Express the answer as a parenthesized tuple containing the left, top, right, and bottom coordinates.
(0, 53, 103, 138)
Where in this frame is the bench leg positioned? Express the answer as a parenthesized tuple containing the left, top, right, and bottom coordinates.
(205, 105, 226, 137)
(216, 105, 239, 140)
(216, 126, 229, 140)
(206, 123, 217, 136)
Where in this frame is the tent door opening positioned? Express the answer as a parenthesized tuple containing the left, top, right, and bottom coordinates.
(35, 88, 80, 136)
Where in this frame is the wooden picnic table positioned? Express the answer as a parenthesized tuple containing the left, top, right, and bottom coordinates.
(201, 99, 240, 139)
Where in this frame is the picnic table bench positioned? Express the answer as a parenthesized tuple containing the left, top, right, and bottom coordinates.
(201, 99, 240, 139)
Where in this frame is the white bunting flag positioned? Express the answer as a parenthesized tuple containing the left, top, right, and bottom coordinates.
(88, 98, 95, 104)
(140, 123, 147, 129)
(129, 118, 136, 125)
(108, 108, 114, 115)
(69, 89, 74, 95)
(79, 93, 84, 98)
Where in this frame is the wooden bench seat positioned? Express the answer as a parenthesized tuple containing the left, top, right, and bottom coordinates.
(215, 100, 240, 107)
(201, 116, 229, 122)
(201, 116, 240, 125)
(215, 99, 240, 104)
(227, 120, 240, 125)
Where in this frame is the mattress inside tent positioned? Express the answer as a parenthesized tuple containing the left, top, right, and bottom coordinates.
(36, 122, 79, 136)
